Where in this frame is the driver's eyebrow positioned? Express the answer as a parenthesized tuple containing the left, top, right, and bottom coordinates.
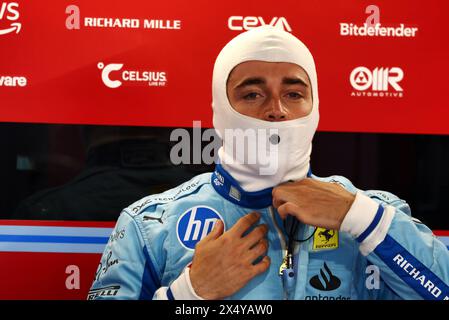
(282, 77, 308, 87)
(234, 76, 308, 89)
(235, 77, 265, 89)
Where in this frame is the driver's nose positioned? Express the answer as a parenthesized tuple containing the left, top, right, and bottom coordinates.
(264, 98, 287, 122)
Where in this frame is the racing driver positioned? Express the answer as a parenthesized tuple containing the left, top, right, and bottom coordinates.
(89, 26, 449, 300)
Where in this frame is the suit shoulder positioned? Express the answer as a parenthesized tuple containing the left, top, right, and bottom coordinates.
(312, 173, 411, 215)
(361, 189, 411, 215)
(123, 172, 212, 218)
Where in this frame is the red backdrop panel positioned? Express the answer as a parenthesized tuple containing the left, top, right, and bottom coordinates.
(0, 0, 448, 133)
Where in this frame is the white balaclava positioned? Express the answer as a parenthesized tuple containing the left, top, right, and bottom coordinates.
(212, 26, 319, 192)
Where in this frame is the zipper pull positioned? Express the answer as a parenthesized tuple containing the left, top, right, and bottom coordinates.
(278, 252, 288, 276)
(279, 252, 294, 276)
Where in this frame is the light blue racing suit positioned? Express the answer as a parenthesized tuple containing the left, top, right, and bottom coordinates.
(89, 165, 449, 300)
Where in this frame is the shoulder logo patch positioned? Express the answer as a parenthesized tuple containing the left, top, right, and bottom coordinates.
(176, 206, 225, 250)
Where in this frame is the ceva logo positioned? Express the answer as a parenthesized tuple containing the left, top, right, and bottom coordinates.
(0, 2, 21, 35)
(228, 16, 292, 32)
(176, 206, 225, 250)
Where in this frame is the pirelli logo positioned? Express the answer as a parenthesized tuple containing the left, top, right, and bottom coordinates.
(87, 285, 120, 300)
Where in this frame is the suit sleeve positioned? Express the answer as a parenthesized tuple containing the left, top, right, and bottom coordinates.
(88, 210, 203, 300)
(88, 211, 162, 299)
(341, 190, 449, 300)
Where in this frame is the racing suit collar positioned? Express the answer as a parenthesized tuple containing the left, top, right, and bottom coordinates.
(211, 164, 312, 209)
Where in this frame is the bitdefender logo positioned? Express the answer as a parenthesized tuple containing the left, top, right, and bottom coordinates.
(0, 2, 21, 35)
(340, 5, 418, 38)
(228, 16, 292, 32)
(350, 66, 404, 98)
(340, 23, 418, 38)
(98, 62, 167, 89)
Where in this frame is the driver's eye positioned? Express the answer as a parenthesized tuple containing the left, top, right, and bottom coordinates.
(243, 92, 261, 100)
(287, 92, 302, 99)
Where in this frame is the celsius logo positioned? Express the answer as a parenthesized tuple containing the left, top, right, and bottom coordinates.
(98, 62, 167, 89)
(0, 2, 21, 35)
(176, 206, 224, 250)
(350, 66, 404, 98)
(228, 16, 292, 32)
(309, 262, 341, 291)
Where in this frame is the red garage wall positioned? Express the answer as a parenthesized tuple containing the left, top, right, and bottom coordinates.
(0, 220, 448, 300)
(0, 0, 448, 134)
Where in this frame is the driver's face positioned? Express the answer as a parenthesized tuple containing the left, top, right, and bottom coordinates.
(226, 61, 313, 121)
